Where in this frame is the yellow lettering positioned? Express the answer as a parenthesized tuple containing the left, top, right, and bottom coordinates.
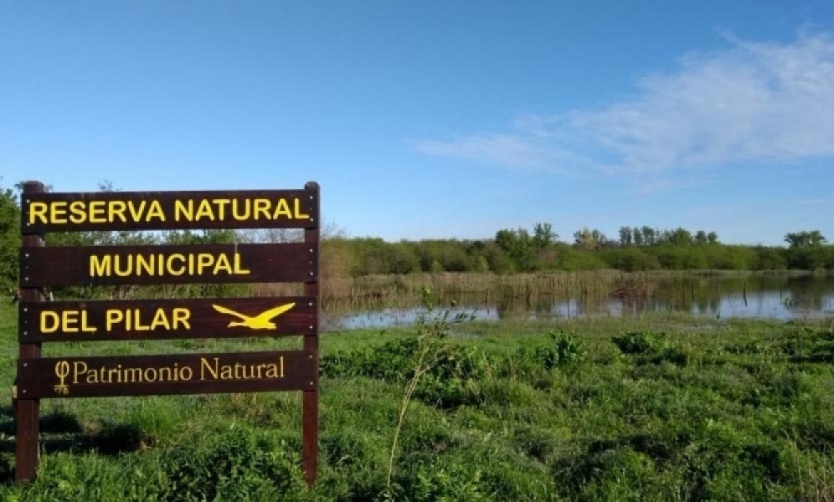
(90, 255, 111, 277)
(195, 199, 214, 220)
(39, 310, 98, 334)
(213, 254, 232, 275)
(89, 252, 252, 278)
(114, 255, 132, 276)
(294, 198, 310, 219)
(201, 357, 218, 380)
(214, 199, 230, 219)
(272, 198, 291, 219)
(29, 201, 48, 224)
(172, 308, 191, 329)
(132, 309, 150, 331)
(29, 199, 174, 226)
(150, 309, 170, 331)
(266, 359, 282, 378)
(109, 200, 127, 222)
(136, 254, 155, 276)
(73, 361, 88, 384)
(62, 310, 79, 333)
(232, 199, 250, 220)
(146, 200, 165, 221)
(234, 252, 251, 275)
(168, 254, 186, 275)
(254, 198, 271, 220)
(124, 368, 142, 383)
(144, 368, 158, 382)
(89, 201, 106, 223)
(81, 310, 96, 332)
(106, 309, 124, 331)
(40, 311, 60, 333)
(69, 200, 87, 224)
(51, 201, 68, 224)
(127, 200, 146, 222)
(174, 199, 193, 221)
(197, 253, 214, 274)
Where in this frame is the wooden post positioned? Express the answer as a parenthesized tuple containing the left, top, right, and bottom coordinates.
(16, 181, 45, 484)
(302, 181, 319, 486)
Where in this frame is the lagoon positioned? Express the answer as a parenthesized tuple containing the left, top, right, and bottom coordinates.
(326, 273, 834, 329)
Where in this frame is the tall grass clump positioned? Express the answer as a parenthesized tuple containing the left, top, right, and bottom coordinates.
(385, 288, 474, 493)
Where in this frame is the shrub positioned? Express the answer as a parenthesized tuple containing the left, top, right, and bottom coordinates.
(612, 331, 669, 355)
(160, 427, 305, 501)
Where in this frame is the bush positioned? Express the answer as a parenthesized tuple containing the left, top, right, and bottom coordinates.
(160, 427, 305, 501)
(612, 331, 669, 355)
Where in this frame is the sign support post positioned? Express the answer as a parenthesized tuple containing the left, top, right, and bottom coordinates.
(302, 182, 320, 486)
(15, 181, 45, 484)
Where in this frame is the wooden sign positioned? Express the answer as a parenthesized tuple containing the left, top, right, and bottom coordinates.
(14, 181, 321, 486)
(22, 189, 319, 233)
(16, 351, 316, 398)
(20, 243, 317, 287)
(19, 297, 317, 342)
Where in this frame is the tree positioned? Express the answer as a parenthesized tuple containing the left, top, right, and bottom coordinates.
(784, 230, 827, 248)
(0, 183, 21, 296)
(640, 226, 657, 246)
(532, 222, 557, 249)
(707, 231, 719, 244)
(694, 230, 708, 245)
(494, 228, 535, 271)
(668, 227, 692, 246)
(619, 226, 633, 246)
(573, 228, 607, 251)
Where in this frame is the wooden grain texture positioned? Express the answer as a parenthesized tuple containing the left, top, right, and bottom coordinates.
(20, 243, 317, 287)
(17, 350, 316, 398)
(15, 180, 323, 485)
(19, 296, 317, 342)
(16, 181, 45, 484)
(21, 189, 319, 233)
(302, 181, 320, 486)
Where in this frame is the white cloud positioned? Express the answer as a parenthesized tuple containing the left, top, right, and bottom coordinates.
(415, 32, 834, 176)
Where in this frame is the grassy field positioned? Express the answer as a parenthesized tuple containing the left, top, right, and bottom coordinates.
(0, 301, 833, 501)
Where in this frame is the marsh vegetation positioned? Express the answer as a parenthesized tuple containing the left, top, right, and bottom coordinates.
(1, 301, 833, 500)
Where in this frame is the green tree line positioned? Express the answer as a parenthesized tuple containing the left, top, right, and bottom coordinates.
(1, 182, 833, 299)
(332, 225, 833, 275)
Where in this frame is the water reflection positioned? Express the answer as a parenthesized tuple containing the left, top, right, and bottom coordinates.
(324, 274, 834, 330)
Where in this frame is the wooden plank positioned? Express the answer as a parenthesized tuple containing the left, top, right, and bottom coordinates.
(19, 296, 317, 342)
(20, 243, 317, 287)
(16, 351, 316, 399)
(21, 188, 319, 233)
(16, 181, 45, 484)
(302, 181, 320, 486)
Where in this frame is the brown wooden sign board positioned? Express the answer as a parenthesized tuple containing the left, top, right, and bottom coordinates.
(16, 350, 316, 398)
(19, 296, 317, 342)
(20, 243, 317, 287)
(14, 181, 321, 486)
(22, 189, 319, 233)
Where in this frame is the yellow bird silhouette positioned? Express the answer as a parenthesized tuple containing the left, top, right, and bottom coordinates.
(212, 302, 296, 330)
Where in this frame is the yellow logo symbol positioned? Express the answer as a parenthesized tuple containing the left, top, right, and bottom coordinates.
(54, 361, 70, 395)
(212, 303, 296, 330)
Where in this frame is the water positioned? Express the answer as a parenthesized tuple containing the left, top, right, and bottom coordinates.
(325, 274, 834, 330)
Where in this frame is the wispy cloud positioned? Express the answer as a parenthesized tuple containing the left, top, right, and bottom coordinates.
(415, 32, 834, 177)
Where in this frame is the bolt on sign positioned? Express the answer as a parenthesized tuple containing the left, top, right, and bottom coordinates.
(14, 182, 320, 486)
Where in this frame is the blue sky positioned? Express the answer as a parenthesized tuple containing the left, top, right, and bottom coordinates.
(2, 1, 833, 246)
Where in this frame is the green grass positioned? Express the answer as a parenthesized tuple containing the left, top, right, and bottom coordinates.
(0, 301, 833, 500)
